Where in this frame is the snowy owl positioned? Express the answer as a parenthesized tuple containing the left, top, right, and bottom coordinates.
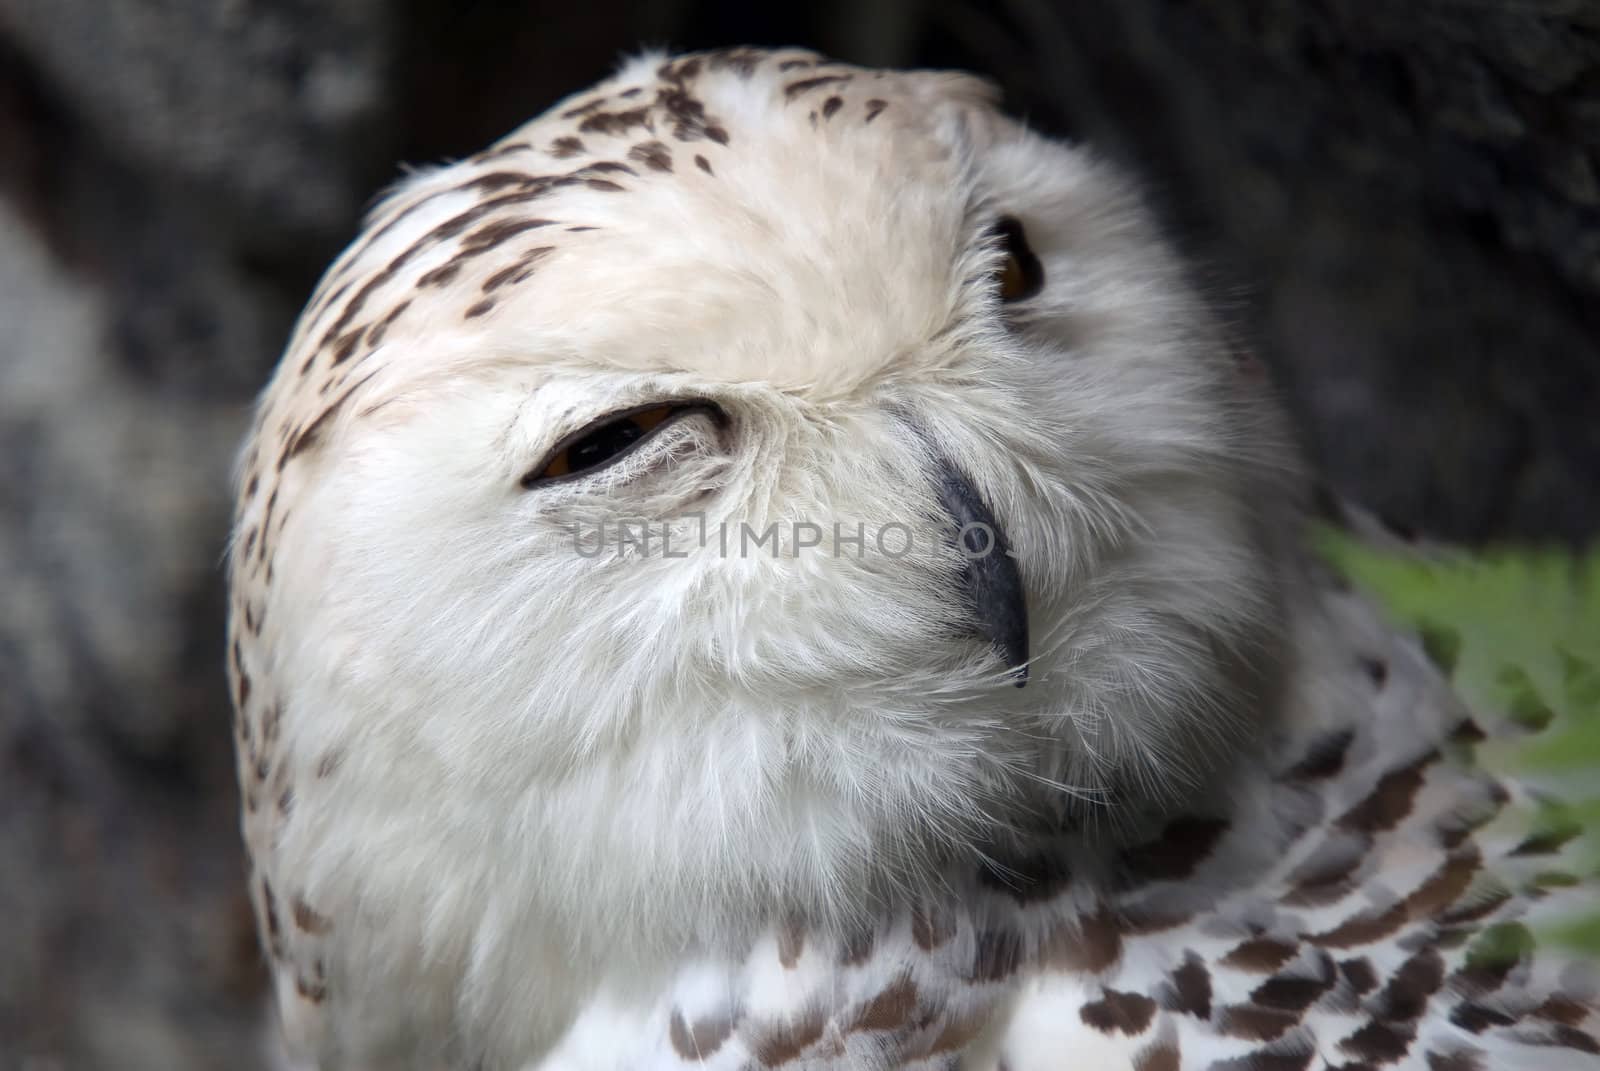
(227, 48, 1600, 1071)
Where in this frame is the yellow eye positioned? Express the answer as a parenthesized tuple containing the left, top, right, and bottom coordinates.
(993, 216, 1043, 303)
(997, 255, 1030, 302)
(523, 403, 709, 487)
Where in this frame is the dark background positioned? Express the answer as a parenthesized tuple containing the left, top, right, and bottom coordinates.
(1, 1, 1596, 1066)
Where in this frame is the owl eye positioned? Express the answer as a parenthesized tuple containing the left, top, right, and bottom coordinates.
(993, 216, 1043, 303)
(522, 401, 717, 487)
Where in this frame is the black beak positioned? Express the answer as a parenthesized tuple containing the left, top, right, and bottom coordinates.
(934, 459, 1029, 686)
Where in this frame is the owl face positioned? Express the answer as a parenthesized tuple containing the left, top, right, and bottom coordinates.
(230, 50, 1297, 1038)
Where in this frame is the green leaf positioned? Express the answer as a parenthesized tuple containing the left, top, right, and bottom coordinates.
(1499, 664, 1555, 732)
(1563, 649, 1600, 721)
(1545, 914, 1600, 959)
(1466, 921, 1536, 969)
(1317, 527, 1600, 956)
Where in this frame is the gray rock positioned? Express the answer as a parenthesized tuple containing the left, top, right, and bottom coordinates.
(0, 201, 264, 1068)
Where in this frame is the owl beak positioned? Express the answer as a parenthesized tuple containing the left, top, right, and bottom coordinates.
(934, 460, 1030, 687)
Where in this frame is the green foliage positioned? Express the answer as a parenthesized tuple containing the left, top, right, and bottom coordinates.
(1465, 921, 1536, 970)
(1317, 527, 1600, 954)
(1316, 531, 1598, 727)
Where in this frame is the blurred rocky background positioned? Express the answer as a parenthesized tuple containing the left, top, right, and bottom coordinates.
(0, 1, 1596, 1067)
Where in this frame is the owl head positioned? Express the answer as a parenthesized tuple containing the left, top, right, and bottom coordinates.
(229, 47, 1301, 1057)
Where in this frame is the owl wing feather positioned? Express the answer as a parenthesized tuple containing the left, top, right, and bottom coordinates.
(536, 527, 1600, 1071)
